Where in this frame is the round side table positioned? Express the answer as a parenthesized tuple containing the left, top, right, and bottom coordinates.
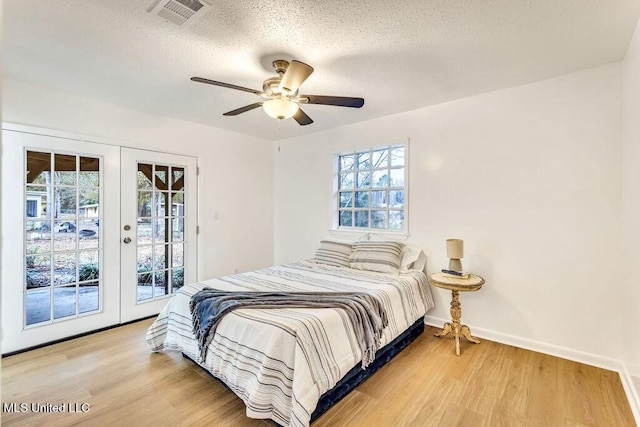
(428, 272, 484, 356)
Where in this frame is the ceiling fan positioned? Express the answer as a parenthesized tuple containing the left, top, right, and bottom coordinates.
(191, 59, 365, 126)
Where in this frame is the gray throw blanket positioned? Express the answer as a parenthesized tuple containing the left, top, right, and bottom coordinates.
(189, 289, 389, 369)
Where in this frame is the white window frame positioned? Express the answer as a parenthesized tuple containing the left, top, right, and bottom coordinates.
(333, 142, 409, 234)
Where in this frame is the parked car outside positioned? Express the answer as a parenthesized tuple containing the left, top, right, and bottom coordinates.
(55, 222, 76, 233)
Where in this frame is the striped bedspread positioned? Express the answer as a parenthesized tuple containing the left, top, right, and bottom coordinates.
(146, 261, 434, 427)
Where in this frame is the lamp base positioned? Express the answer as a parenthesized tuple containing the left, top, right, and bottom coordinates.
(448, 258, 462, 272)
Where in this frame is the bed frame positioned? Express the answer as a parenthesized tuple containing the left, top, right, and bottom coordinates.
(183, 318, 424, 425)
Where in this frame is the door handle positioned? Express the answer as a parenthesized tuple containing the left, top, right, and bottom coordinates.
(123, 237, 132, 244)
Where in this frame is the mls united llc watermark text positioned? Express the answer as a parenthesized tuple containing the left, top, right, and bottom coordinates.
(3, 402, 90, 413)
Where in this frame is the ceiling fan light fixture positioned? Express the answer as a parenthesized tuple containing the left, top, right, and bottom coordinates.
(262, 98, 299, 120)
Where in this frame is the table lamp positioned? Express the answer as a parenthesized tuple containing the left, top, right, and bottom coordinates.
(446, 238, 464, 271)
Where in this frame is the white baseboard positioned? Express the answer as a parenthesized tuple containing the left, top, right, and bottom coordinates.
(628, 361, 640, 378)
(620, 364, 640, 426)
(424, 315, 640, 425)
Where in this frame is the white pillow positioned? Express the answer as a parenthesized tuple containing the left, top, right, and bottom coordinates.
(411, 251, 427, 272)
(400, 244, 422, 271)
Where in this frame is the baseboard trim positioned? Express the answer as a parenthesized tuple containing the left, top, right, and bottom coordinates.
(628, 362, 640, 378)
(424, 315, 640, 425)
(620, 363, 640, 425)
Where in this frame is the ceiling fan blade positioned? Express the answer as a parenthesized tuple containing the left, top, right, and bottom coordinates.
(293, 108, 314, 126)
(305, 95, 365, 108)
(280, 60, 314, 94)
(191, 77, 261, 95)
(223, 102, 264, 116)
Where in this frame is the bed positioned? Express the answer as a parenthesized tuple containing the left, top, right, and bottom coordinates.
(146, 240, 434, 427)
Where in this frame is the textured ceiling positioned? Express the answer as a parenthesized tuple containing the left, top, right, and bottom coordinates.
(4, 0, 640, 141)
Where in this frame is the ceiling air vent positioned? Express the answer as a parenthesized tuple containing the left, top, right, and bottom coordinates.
(147, 0, 211, 26)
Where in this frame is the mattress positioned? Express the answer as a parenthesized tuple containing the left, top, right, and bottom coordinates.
(146, 261, 434, 427)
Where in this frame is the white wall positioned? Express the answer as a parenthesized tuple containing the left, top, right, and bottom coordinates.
(622, 16, 640, 380)
(3, 78, 276, 279)
(275, 64, 624, 361)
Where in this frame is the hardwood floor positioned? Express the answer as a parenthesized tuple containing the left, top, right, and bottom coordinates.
(1, 319, 635, 426)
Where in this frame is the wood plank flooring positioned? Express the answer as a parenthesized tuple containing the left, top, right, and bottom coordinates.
(1, 319, 635, 426)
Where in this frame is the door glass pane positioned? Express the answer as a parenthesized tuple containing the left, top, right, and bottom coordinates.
(154, 218, 167, 243)
(24, 150, 102, 326)
(172, 229, 184, 242)
(26, 151, 51, 185)
(26, 289, 51, 325)
(79, 251, 99, 281)
(154, 165, 169, 191)
(79, 188, 99, 213)
(54, 220, 76, 252)
(171, 192, 184, 211)
(26, 221, 51, 252)
(173, 217, 184, 237)
(137, 191, 152, 218)
(54, 253, 76, 285)
(54, 285, 77, 319)
(172, 268, 184, 291)
(155, 270, 169, 297)
(26, 219, 52, 233)
(55, 187, 77, 218)
(155, 192, 169, 217)
(26, 186, 48, 218)
(79, 157, 100, 187)
(172, 243, 184, 268)
(172, 167, 185, 191)
(137, 221, 152, 245)
(154, 244, 168, 270)
(26, 254, 51, 289)
(79, 281, 99, 314)
(78, 220, 99, 249)
(137, 164, 153, 189)
(137, 246, 153, 274)
(137, 272, 153, 301)
(55, 154, 77, 186)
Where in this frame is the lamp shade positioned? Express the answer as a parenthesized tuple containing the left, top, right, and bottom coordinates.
(446, 239, 464, 259)
(262, 98, 299, 120)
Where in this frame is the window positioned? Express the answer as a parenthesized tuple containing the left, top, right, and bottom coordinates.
(336, 145, 406, 231)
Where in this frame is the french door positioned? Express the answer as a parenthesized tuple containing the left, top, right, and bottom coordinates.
(120, 148, 197, 322)
(1, 127, 197, 353)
